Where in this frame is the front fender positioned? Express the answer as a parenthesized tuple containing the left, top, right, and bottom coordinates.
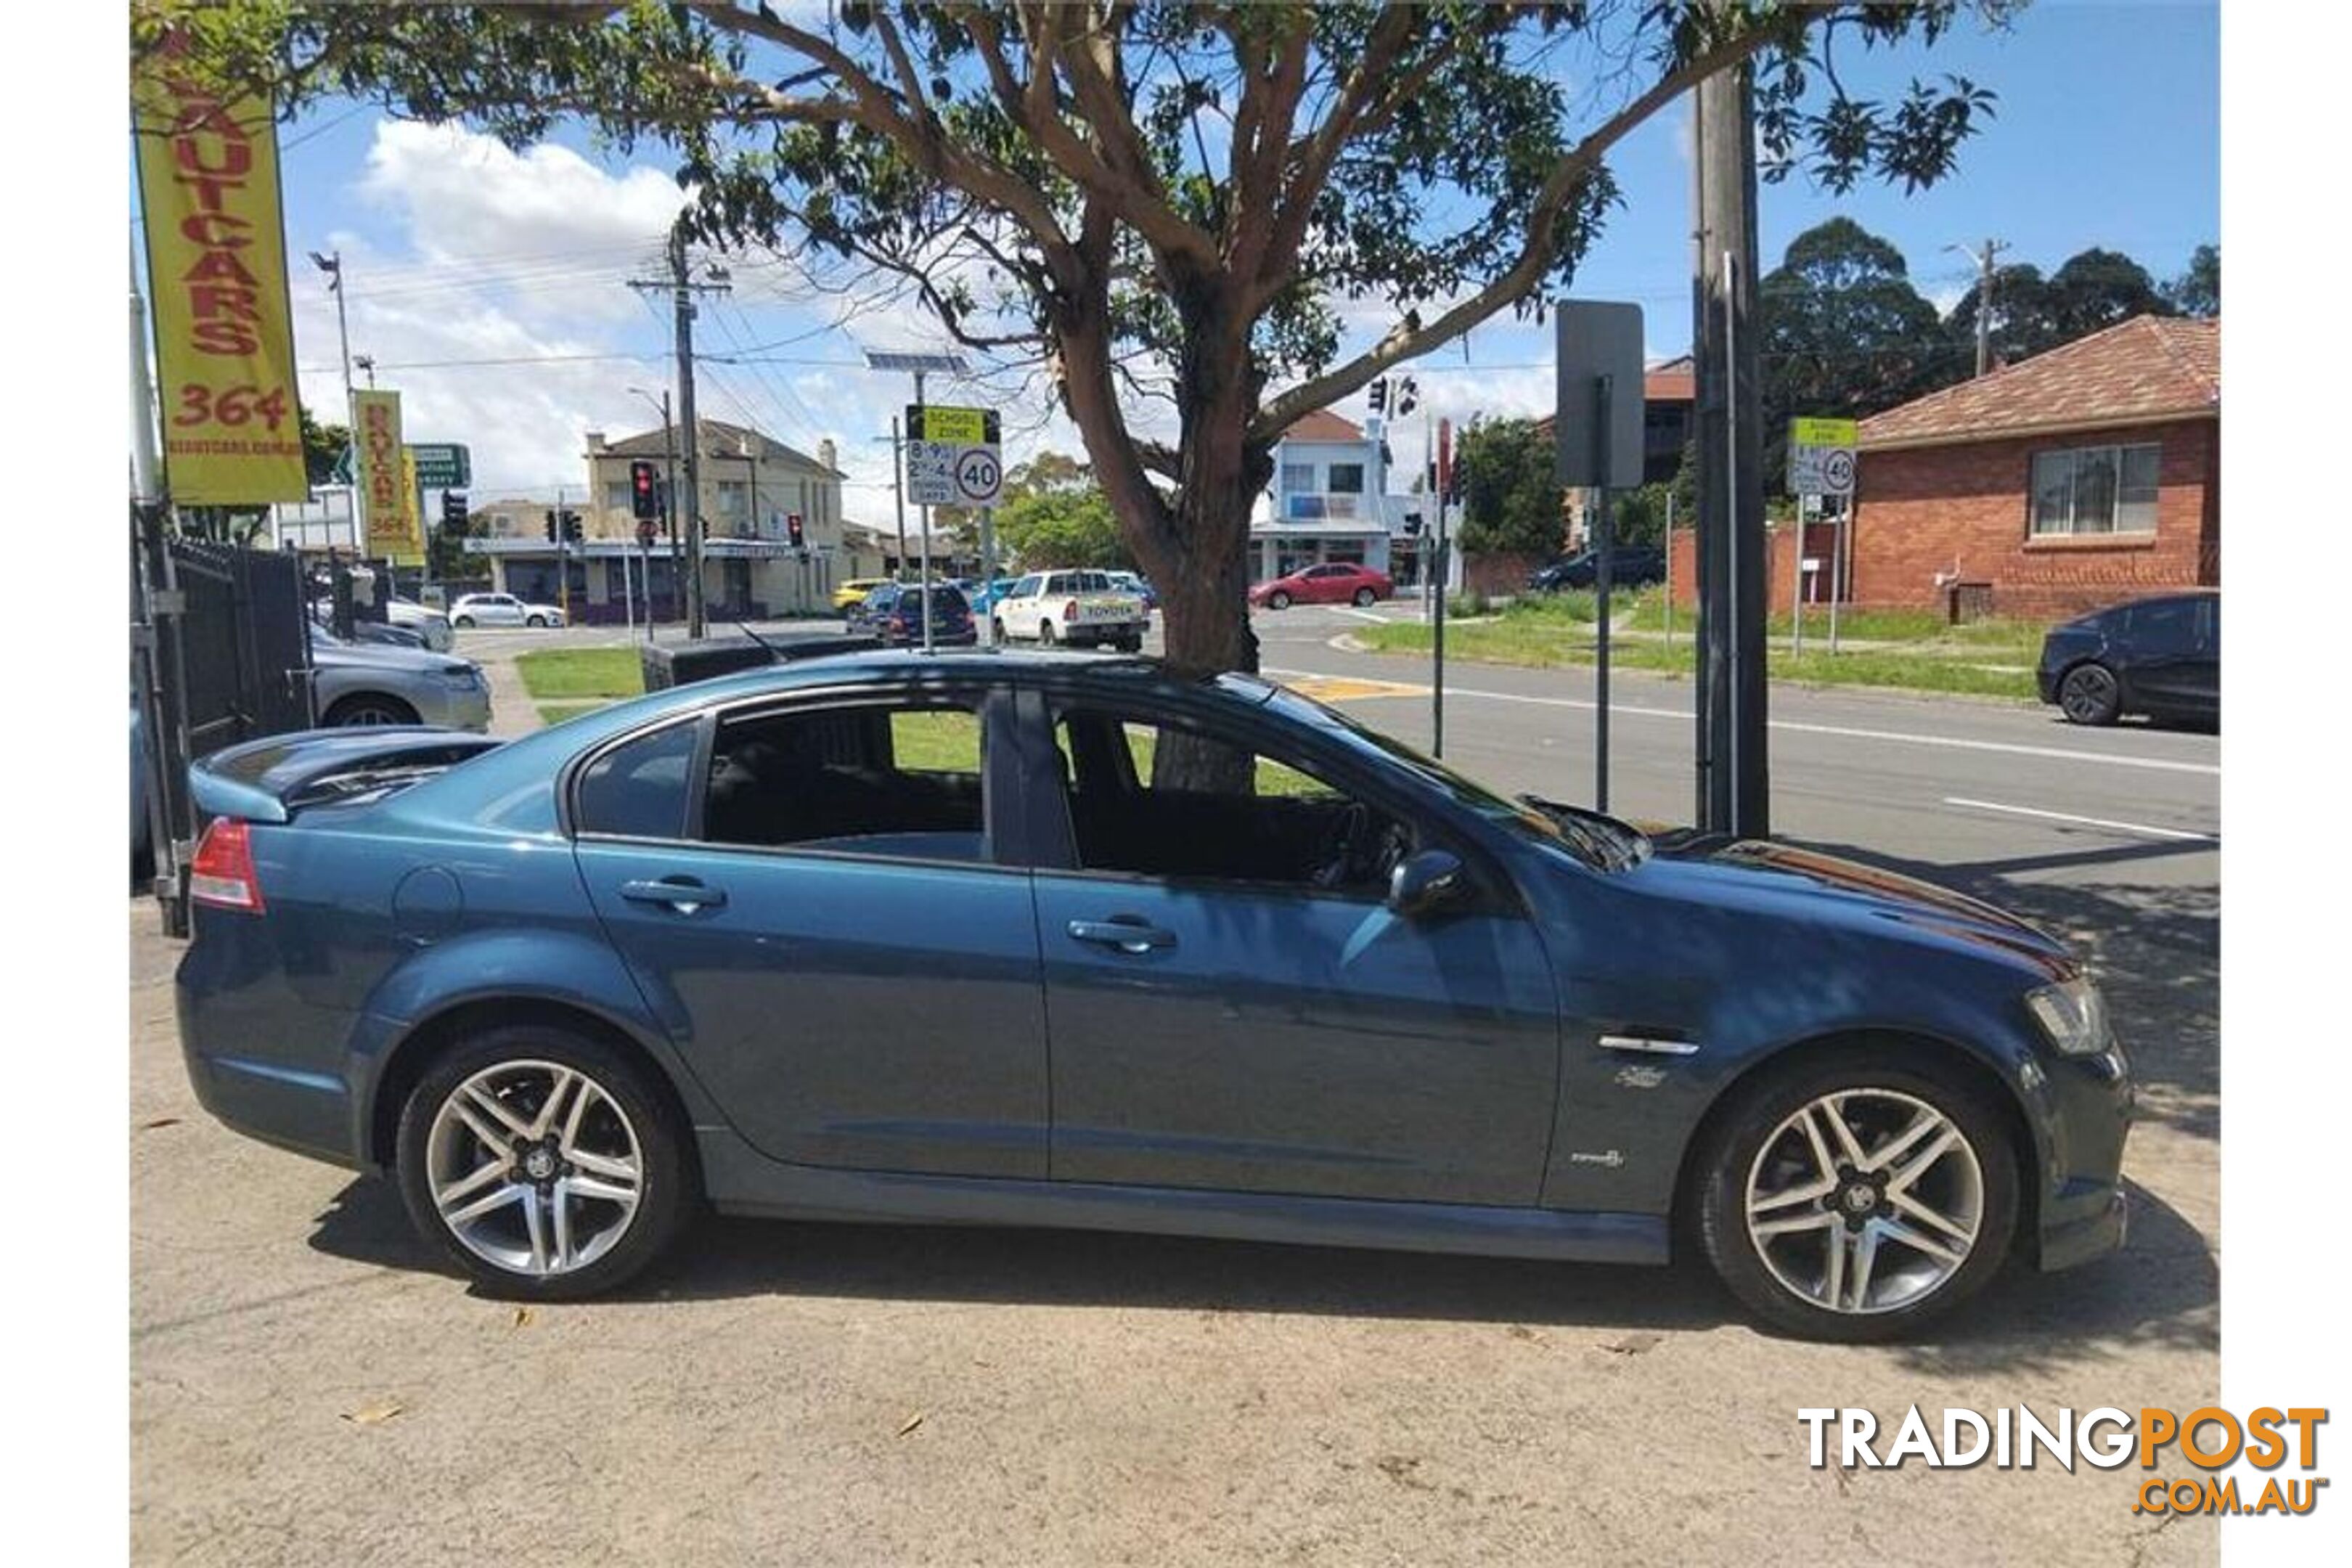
(342, 926, 727, 1167)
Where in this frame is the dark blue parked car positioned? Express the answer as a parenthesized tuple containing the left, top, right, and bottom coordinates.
(175, 651, 2130, 1340)
(847, 581, 976, 646)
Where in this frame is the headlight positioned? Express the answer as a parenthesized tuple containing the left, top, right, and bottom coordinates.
(2025, 976, 2111, 1057)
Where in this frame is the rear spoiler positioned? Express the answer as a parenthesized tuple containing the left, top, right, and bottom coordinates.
(189, 728, 505, 824)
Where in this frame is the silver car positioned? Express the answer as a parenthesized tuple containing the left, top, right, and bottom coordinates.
(450, 592, 565, 629)
(387, 597, 455, 650)
(308, 625, 492, 730)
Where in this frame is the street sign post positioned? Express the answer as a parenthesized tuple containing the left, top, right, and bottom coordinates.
(1554, 299, 1646, 812)
(905, 404, 1001, 651)
(1787, 417, 1858, 655)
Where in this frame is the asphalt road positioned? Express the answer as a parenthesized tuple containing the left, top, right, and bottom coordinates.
(131, 606, 2219, 1565)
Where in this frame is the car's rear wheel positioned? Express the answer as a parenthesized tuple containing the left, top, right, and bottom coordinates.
(324, 693, 420, 727)
(1267, 589, 1292, 611)
(396, 1026, 695, 1299)
(1352, 587, 1377, 607)
(2059, 662, 2123, 725)
(1692, 1047, 2019, 1342)
(1039, 619, 1058, 645)
(452, 615, 475, 629)
(992, 617, 1008, 643)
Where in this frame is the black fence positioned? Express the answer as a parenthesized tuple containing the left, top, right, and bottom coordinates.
(168, 538, 314, 756)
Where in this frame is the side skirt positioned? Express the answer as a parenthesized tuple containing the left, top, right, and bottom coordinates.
(696, 1129, 1669, 1266)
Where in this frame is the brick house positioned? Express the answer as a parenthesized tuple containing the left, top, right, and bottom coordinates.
(1847, 314, 2219, 620)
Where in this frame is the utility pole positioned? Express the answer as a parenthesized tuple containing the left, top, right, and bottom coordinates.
(131, 237, 192, 935)
(1692, 47, 1769, 838)
(631, 219, 727, 638)
(1950, 237, 2011, 377)
(310, 249, 358, 549)
(887, 417, 908, 573)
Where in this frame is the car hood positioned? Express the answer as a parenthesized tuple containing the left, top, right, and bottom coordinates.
(312, 640, 476, 674)
(1628, 832, 2075, 980)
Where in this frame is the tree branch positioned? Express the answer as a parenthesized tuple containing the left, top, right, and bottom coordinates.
(1252, 28, 1782, 440)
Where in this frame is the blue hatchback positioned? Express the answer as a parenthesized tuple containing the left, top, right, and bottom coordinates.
(175, 651, 2130, 1340)
(847, 581, 976, 646)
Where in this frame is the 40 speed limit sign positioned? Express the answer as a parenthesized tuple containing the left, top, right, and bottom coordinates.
(906, 404, 1003, 506)
(1788, 415, 1858, 497)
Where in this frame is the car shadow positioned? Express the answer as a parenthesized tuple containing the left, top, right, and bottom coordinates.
(307, 1171, 2212, 1357)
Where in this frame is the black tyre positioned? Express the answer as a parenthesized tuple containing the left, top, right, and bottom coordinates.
(1691, 1045, 2020, 1342)
(1117, 636, 1143, 654)
(1038, 619, 1058, 646)
(992, 617, 1008, 643)
(526, 613, 549, 628)
(324, 693, 421, 727)
(396, 1024, 696, 1300)
(452, 615, 475, 629)
(1352, 587, 1377, 607)
(1267, 589, 1292, 611)
(2058, 662, 2123, 725)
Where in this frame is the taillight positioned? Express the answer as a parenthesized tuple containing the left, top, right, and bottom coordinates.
(187, 818, 265, 914)
(1063, 601, 1078, 621)
(887, 614, 907, 633)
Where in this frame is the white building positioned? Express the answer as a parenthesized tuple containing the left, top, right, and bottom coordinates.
(1249, 409, 1432, 586)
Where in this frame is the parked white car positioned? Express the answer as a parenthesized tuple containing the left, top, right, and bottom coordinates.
(449, 592, 566, 629)
(386, 597, 455, 650)
(991, 569, 1149, 651)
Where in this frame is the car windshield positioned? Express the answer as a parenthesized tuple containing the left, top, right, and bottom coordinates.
(1226, 676, 1651, 872)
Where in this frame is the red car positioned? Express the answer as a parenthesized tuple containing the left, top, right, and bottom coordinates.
(1249, 562, 1394, 610)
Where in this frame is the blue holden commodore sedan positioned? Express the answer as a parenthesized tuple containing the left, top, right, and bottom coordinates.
(175, 651, 2131, 1342)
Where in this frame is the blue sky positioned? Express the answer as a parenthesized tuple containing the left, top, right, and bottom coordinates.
(153, 1, 2217, 515)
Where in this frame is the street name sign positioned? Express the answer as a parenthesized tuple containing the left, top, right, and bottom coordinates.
(409, 442, 472, 489)
(905, 404, 1003, 506)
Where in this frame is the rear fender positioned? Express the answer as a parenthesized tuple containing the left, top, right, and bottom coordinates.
(343, 926, 725, 1167)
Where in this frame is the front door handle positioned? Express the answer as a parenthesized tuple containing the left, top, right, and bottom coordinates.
(1067, 917, 1176, 955)
(619, 877, 727, 915)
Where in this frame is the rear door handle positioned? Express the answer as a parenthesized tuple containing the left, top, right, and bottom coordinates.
(1067, 917, 1176, 955)
(620, 877, 727, 914)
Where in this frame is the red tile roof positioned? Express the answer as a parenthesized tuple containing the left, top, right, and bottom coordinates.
(1858, 314, 2218, 451)
(1283, 409, 1364, 441)
(1643, 354, 1695, 403)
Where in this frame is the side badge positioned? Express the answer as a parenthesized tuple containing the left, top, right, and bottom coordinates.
(1614, 1064, 1667, 1090)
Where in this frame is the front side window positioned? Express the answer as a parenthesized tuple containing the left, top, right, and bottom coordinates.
(1011, 575, 1042, 599)
(1051, 705, 1414, 897)
(704, 699, 987, 861)
(1326, 462, 1365, 495)
(1281, 462, 1315, 494)
(2030, 441, 2160, 536)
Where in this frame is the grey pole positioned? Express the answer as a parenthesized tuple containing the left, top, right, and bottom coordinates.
(131, 235, 193, 932)
(889, 415, 909, 576)
(1791, 500, 1807, 656)
(914, 369, 934, 653)
(671, 223, 706, 640)
(1591, 373, 1613, 814)
(1662, 489, 1675, 658)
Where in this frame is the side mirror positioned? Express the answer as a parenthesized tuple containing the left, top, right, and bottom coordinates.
(1387, 849, 1466, 918)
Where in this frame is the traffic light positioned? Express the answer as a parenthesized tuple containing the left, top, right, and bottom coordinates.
(1395, 376, 1418, 417)
(636, 518, 659, 547)
(1368, 377, 1387, 414)
(629, 460, 659, 521)
(1402, 511, 1424, 536)
(544, 510, 558, 542)
(560, 510, 584, 543)
(786, 511, 804, 548)
(441, 491, 468, 530)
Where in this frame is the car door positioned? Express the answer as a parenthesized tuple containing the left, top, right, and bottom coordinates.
(2121, 597, 2201, 711)
(572, 685, 1050, 1177)
(2189, 596, 2219, 714)
(1018, 688, 1560, 1206)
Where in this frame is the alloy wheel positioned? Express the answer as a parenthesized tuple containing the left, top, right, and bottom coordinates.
(424, 1059, 645, 1278)
(1743, 1087, 1984, 1315)
(330, 698, 414, 727)
(2061, 664, 2120, 724)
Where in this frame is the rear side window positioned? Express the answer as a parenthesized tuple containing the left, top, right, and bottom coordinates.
(704, 700, 988, 861)
(2128, 598, 2197, 651)
(576, 720, 699, 839)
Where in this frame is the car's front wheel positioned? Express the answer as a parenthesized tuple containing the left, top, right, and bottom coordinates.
(452, 615, 475, 629)
(1267, 589, 1292, 611)
(526, 614, 548, 628)
(1692, 1047, 2019, 1342)
(2059, 662, 2123, 725)
(1352, 587, 1377, 607)
(324, 693, 420, 727)
(396, 1026, 695, 1299)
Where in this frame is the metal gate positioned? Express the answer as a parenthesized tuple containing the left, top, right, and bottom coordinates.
(167, 539, 314, 756)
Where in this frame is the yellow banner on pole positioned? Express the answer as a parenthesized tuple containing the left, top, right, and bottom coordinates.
(354, 390, 420, 559)
(132, 38, 308, 505)
(395, 446, 426, 565)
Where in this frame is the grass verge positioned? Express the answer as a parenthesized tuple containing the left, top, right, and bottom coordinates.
(515, 648, 646, 702)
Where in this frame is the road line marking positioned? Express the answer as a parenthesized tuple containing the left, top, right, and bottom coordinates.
(1264, 666, 2220, 777)
(1941, 797, 2217, 842)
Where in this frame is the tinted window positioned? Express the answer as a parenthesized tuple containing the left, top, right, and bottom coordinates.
(1051, 705, 1413, 897)
(2129, 598, 2198, 651)
(576, 721, 698, 839)
(1012, 575, 1041, 597)
(705, 700, 987, 860)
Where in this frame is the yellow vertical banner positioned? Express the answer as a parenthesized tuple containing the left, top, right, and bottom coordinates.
(353, 389, 418, 559)
(396, 446, 426, 565)
(132, 35, 309, 505)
